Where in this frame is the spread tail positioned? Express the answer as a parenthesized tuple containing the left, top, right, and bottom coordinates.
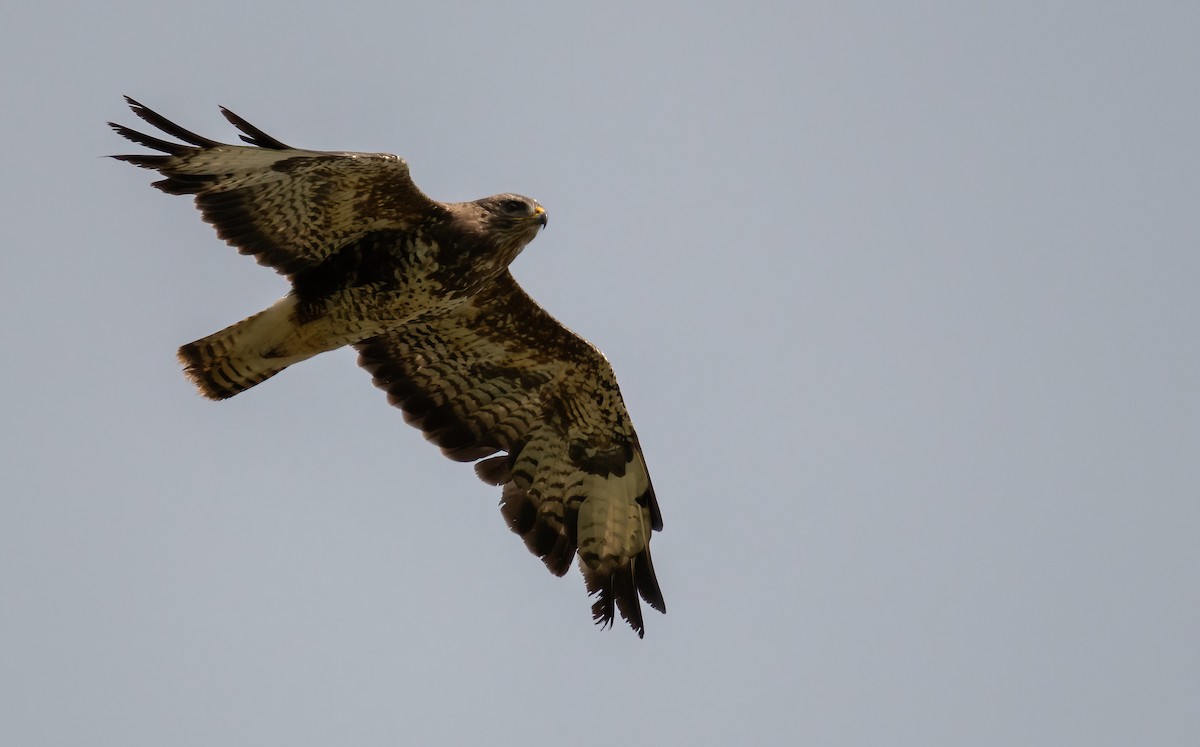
(178, 297, 304, 400)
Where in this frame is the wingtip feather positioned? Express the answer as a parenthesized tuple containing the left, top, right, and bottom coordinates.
(581, 546, 664, 638)
(220, 105, 293, 150)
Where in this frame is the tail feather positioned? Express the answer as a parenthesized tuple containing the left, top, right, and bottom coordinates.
(178, 298, 301, 399)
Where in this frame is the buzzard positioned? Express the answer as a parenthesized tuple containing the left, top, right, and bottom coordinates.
(109, 97, 665, 637)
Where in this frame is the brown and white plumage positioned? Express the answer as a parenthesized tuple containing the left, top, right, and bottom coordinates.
(109, 97, 665, 636)
(357, 272, 665, 634)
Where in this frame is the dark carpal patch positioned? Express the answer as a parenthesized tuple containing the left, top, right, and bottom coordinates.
(111, 97, 665, 637)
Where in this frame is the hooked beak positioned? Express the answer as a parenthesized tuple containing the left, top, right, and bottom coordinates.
(533, 204, 547, 228)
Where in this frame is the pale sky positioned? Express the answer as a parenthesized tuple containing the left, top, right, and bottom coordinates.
(3, 2, 1197, 745)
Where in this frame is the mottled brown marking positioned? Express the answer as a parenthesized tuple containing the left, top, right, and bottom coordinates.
(111, 97, 664, 637)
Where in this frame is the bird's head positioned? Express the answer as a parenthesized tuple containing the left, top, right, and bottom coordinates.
(479, 193, 547, 242)
(452, 193, 547, 271)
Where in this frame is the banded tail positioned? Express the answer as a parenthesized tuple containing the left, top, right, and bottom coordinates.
(178, 297, 307, 399)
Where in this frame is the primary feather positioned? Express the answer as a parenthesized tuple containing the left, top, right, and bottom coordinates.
(111, 98, 665, 636)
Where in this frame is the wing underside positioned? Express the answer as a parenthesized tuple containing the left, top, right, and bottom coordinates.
(109, 96, 440, 277)
(356, 272, 665, 636)
(111, 98, 663, 636)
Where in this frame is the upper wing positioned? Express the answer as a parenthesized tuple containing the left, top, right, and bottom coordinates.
(355, 272, 665, 637)
(109, 96, 442, 277)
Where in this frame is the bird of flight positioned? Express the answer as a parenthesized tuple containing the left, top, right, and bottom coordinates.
(109, 97, 664, 636)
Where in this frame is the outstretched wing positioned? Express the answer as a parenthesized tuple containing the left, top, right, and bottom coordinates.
(109, 96, 442, 277)
(355, 272, 665, 637)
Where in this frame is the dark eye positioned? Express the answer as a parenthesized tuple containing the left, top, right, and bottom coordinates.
(499, 198, 528, 215)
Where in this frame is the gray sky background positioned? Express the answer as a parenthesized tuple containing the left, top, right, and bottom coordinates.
(2, 2, 1197, 745)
